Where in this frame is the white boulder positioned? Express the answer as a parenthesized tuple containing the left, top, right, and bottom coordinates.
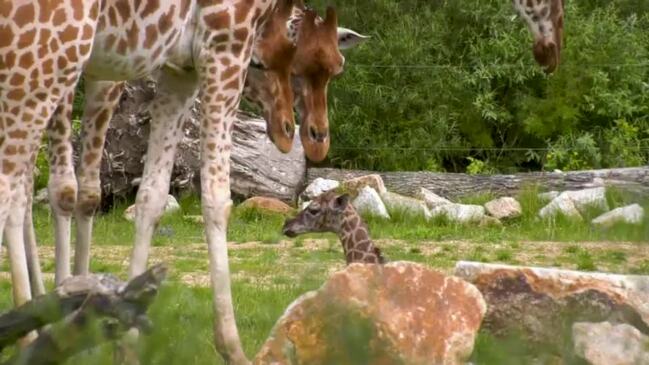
(165, 194, 181, 214)
(124, 194, 180, 222)
(539, 194, 583, 220)
(352, 186, 390, 219)
(592, 204, 644, 227)
(431, 204, 485, 224)
(380, 191, 430, 219)
(561, 187, 609, 213)
(416, 187, 452, 209)
(303, 178, 340, 199)
(573, 322, 649, 365)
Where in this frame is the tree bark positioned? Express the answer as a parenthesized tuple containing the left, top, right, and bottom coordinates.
(0, 264, 167, 365)
(86, 78, 306, 207)
(306, 166, 649, 199)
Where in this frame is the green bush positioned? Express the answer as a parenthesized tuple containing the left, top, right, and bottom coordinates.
(303, 0, 649, 172)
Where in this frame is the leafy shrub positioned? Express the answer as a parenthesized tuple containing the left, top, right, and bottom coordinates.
(545, 132, 601, 171)
(304, 0, 649, 172)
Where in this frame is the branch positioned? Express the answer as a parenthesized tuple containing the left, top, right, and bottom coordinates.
(0, 264, 167, 365)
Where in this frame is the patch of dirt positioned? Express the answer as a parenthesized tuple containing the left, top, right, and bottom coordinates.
(1, 240, 646, 288)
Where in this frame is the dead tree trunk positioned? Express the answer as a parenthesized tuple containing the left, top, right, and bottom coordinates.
(85, 78, 306, 207)
(306, 167, 649, 199)
(0, 264, 167, 365)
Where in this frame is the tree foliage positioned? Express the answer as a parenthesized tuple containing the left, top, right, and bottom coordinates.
(307, 0, 649, 172)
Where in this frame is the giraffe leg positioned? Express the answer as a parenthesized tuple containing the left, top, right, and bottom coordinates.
(2, 101, 64, 308)
(23, 148, 45, 297)
(74, 81, 124, 276)
(47, 91, 77, 285)
(128, 71, 198, 277)
(198, 49, 251, 365)
(4, 172, 33, 308)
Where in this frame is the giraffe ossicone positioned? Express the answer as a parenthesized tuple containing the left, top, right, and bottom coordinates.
(283, 191, 386, 265)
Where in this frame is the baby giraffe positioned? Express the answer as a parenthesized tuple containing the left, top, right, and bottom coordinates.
(283, 191, 385, 264)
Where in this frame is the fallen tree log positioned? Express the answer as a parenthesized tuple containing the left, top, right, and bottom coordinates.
(84, 78, 305, 207)
(0, 264, 167, 365)
(306, 166, 649, 199)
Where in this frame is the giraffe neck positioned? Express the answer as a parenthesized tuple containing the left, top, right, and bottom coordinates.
(338, 205, 385, 265)
(513, 0, 555, 39)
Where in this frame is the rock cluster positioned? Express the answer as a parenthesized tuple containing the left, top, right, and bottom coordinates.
(299, 174, 524, 226)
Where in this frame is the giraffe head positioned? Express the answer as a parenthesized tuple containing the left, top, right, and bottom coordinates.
(514, 0, 565, 73)
(245, 5, 368, 162)
(282, 191, 351, 237)
(292, 7, 368, 162)
(246, 0, 299, 153)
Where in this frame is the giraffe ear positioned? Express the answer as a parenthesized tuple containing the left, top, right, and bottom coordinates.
(300, 8, 318, 35)
(334, 194, 350, 211)
(337, 27, 369, 50)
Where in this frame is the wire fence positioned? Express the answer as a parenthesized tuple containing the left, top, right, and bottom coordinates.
(347, 62, 649, 69)
(328, 146, 649, 151)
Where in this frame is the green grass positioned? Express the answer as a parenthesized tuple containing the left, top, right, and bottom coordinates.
(3, 188, 648, 363)
(31, 187, 649, 248)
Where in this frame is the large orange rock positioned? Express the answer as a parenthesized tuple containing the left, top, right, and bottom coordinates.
(254, 261, 486, 365)
(342, 174, 387, 197)
(239, 196, 294, 215)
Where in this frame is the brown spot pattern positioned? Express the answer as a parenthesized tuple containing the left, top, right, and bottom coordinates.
(158, 5, 175, 34)
(14, 3, 35, 28)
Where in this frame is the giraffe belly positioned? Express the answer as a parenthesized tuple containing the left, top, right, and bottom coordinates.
(84, 47, 169, 81)
(83, 0, 192, 81)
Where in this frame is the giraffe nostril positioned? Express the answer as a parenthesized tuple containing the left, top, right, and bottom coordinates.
(308, 127, 328, 143)
(309, 126, 317, 141)
(283, 121, 294, 138)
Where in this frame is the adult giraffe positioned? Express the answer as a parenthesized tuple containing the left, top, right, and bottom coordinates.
(18, 1, 368, 295)
(1, 0, 301, 362)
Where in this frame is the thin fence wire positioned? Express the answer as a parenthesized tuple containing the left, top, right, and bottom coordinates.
(347, 63, 649, 69)
(329, 146, 649, 151)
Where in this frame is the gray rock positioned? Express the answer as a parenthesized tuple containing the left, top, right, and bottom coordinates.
(124, 194, 180, 222)
(573, 322, 649, 365)
(352, 186, 390, 219)
(431, 203, 485, 224)
(380, 191, 430, 219)
(539, 194, 583, 220)
(123, 205, 136, 222)
(302, 178, 340, 200)
(165, 194, 180, 214)
(484, 197, 522, 220)
(416, 187, 452, 209)
(539, 187, 609, 220)
(562, 187, 609, 213)
(592, 204, 644, 227)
